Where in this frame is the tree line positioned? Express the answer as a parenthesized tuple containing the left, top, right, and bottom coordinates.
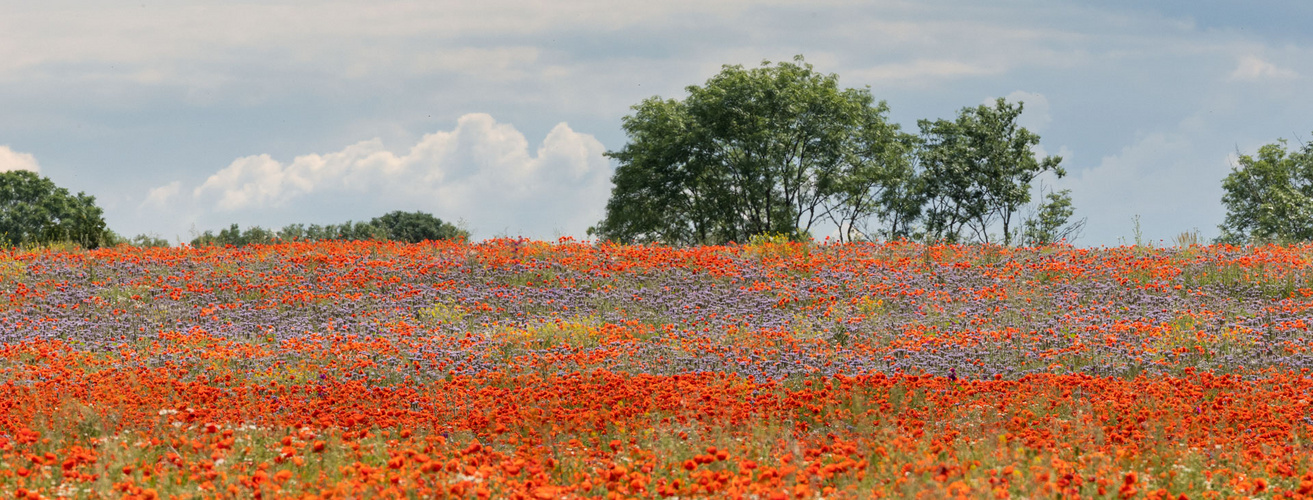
(187, 211, 467, 247)
(0, 168, 466, 249)
(588, 56, 1083, 246)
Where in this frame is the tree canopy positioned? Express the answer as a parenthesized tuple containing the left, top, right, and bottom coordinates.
(592, 56, 1076, 246)
(592, 56, 914, 245)
(917, 98, 1066, 245)
(369, 211, 468, 243)
(0, 170, 109, 249)
(1216, 136, 1313, 244)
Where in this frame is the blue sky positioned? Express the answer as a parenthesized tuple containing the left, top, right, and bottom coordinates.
(1, 1, 1309, 246)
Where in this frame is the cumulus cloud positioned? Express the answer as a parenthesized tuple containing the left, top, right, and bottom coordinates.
(158, 113, 612, 239)
(1229, 55, 1298, 81)
(0, 146, 41, 173)
(0, 144, 40, 173)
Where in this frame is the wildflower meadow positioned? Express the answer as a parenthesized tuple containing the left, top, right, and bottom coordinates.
(2, 238, 1313, 499)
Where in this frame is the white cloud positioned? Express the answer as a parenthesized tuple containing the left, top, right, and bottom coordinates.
(168, 113, 611, 239)
(1229, 55, 1298, 81)
(141, 181, 181, 210)
(0, 146, 40, 173)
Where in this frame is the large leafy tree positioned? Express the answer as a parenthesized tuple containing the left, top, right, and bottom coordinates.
(0, 170, 109, 249)
(1216, 137, 1313, 244)
(823, 105, 923, 242)
(369, 211, 468, 243)
(917, 98, 1065, 245)
(593, 56, 913, 245)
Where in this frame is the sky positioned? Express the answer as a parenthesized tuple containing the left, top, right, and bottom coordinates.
(1, 0, 1310, 246)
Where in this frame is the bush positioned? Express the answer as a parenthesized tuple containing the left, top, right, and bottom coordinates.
(370, 211, 468, 243)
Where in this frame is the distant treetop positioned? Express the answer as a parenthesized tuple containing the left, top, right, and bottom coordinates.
(188, 210, 468, 247)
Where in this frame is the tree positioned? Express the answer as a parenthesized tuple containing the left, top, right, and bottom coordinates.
(323, 221, 388, 241)
(0, 170, 109, 249)
(1020, 187, 1085, 246)
(591, 97, 718, 244)
(593, 56, 913, 245)
(370, 211, 468, 243)
(191, 224, 276, 247)
(1217, 136, 1313, 244)
(916, 98, 1065, 245)
(823, 106, 923, 242)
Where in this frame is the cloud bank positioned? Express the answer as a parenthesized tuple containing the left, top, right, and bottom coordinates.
(147, 114, 612, 240)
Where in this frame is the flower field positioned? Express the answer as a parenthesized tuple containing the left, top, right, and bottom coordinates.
(3, 239, 1313, 499)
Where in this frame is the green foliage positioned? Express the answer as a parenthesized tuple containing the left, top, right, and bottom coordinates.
(594, 57, 1075, 247)
(101, 228, 126, 247)
(1020, 187, 1085, 246)
(0, 170, 110, 249)
(1216, 135, 1313, 245)
(593, 55, 914, 245)
(369, 210, 468, 243)
(826, 107, 923, 242)
(192, 222, 378, 247)
(191, 224, 277, 247)
(275, 221, 387, 243)
(191, 211, 467, 247)
(917, 98, 1066, 245)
